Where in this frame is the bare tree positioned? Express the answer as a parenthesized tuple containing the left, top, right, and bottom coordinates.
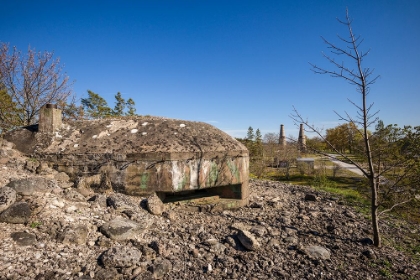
(0, 43, 73, 127)
(291, 9, 384, 246)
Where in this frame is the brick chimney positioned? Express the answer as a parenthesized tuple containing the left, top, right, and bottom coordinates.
(298, 123, 306, 152)
(38, 104, 62, 133)
(279, 124, 286, 147)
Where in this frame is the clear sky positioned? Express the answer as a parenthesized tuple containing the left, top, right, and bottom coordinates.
(1, 0, 419, 139)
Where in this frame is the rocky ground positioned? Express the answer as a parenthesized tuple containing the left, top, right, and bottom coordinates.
(0, 139, 419, 280)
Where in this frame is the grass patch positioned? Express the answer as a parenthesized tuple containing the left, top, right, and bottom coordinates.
(30, 221, 42, 228)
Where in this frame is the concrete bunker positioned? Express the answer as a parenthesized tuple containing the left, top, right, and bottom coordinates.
(4, 105, 250, 208)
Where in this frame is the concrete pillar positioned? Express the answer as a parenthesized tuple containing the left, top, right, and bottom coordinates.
(298, 124, 306, 152)
(279, 124, 286, 147)
(39, 104, 62, 133)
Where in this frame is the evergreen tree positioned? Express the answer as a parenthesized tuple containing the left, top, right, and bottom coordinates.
(246, 126, 254, 141)
(125, 98, 136, 116)
(81, 90, 112, 119)
(113, 92, 125, 116)
(0, 86, 23, 133)
(255, 129, 262, 143)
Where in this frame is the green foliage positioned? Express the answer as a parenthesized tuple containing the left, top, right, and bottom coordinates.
(246, 126, 254, 141)
(30, 221, 42, 228)
(113, 92, 125, 116)
(81, 90, 112, 119)
(0, 86, 24, 133)
(126, 98, 136, 116)
(325, 122, 365, 154)
(311, 173, 336, 189)
(81, 90, 137, 119)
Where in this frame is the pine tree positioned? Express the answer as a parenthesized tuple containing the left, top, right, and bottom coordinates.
(81, 90, 112, 119)
(125, 98, 136, 116)
(246, 126, 254, 141)
(113, 92, 126, 116)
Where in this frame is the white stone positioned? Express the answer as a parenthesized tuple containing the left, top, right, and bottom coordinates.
(141, 122, 148, 126)
(51, 199, 65, 208)
(180, 124, 186, 128)
(142, 132, 147, 136)
(92, 135, 97, 139)
(73, 144, 79, 148)
(65, 205, 78, 213)
(131, 129, 138, 133)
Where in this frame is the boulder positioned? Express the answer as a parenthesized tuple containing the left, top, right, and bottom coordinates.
(0, 187, 16, 212)
(146, 193, 165, 215)
(57, 224, 89, 245)
(54, 172, 70, 182)
(100, 216, 150, 241)
(10, 231, 37, 246)
(7, 177, 49, 195)
(100, 246, 142, 268)
(150, 259, 173, 279)
(302, 245, 331, 260)
(0, 202, 31, 224)
(304, 193, 317, 201)
(237, 229, 260, 251)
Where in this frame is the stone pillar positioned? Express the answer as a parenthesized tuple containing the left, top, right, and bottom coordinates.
(279, 124, 286, 147)
(298, 124, 306, 152)
(38, 104, 62, 133)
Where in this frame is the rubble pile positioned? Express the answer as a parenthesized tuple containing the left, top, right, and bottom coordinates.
(0, 140, 418, 279)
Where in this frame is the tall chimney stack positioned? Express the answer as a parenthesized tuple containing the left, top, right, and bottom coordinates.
(38, 104, 62, 133)
(298, 123, 306, 152)
(279, 124, 286, 147)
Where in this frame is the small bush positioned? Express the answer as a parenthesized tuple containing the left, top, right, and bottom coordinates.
(311, 174, 337, 188)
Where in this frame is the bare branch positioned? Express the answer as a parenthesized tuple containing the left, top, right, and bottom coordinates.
(379, 199, 413, 217)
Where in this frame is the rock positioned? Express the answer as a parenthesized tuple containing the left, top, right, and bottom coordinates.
(95, 268, 123, 280)
(344, 210, 356, 219)
(150, 241, 166, 256)
(100, 246, 142, 268)
(284, 236, 298, 244)
(146, 193, 165, 215)
(100, 216, 150, 240)
(362, 249, 377, 259)
(64, 189, 87, 201)
(54, 172, 70, 182)
(231, 222, 251, 231)
(65, 205, 78, 213)
(162, 211, 176, 221)
(0, 202, 31, 224)
(150, 259, 173, 279)
(10, 231, 37, 246)
(210, 242, 226, 255)
(302, 245, 331, 260)
(50, 198, 65, 208)
(250, 225, 267, 237)
(25, 159, 40, 173)
(249, 201, 264, 208)
(0, 186, 16, 212)
(36, 162, 54, 175)
(7, 177, 49, 195)
(360, 237, 374, 245)
(237, 229, 260, 251)
(304, 193, 317, 201)
(88, 194, 107, 207)
(57, 225, 89, 245)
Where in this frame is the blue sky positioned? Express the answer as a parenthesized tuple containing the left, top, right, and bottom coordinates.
(1, 0, 419, 138)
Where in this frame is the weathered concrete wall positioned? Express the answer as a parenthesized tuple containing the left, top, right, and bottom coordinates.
(37, 151, 249, 200)
(5, 116, 250, 206)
